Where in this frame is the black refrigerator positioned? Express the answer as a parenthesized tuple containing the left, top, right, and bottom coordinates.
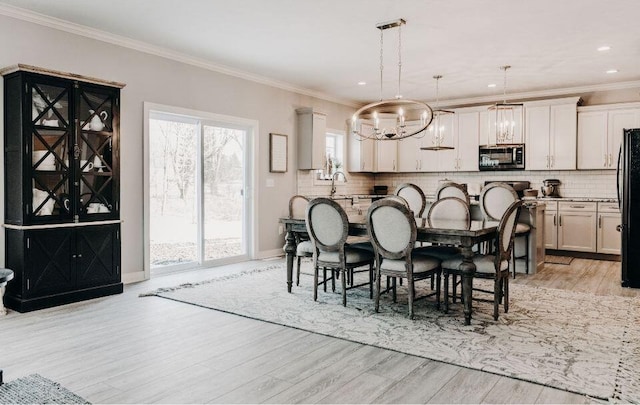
(619, 128, 640, 288)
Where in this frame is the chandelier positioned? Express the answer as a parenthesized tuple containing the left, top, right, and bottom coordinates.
(421, 75, 454, 151)
(488, 65, 523, 144)
(351, 19, 433, 141)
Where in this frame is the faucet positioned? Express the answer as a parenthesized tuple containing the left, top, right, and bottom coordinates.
(330, 171, 347, 197)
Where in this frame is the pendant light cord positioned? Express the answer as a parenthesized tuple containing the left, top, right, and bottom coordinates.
(397, 23, 402, 99)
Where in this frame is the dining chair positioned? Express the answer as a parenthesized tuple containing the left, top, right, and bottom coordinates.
(394, 183, 427, 217)
(479, 182, 531, 278)
(306, 198, 375, 306)
(435, 182, 470, 206)
(441, 200, 522, 320)
(367, 198, 442, 319)
(287, 195, 313, 286)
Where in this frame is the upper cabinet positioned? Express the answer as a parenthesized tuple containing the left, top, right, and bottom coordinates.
(348, 122, 375, 172)
(577, 103, 640, 169)
(525, 97, 580, 170)
(296, 107, 326, 170)
(3, 67, 121, 225)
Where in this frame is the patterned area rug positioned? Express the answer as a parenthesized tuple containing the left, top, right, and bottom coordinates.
(0, 374, 89, 404)
(545, 255, 575, 265)
(141, 264, 640, 403)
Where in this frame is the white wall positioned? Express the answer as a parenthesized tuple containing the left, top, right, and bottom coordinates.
(0, 15, 355, 281)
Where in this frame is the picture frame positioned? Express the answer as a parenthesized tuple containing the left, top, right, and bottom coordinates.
(269, 133, 288, 173)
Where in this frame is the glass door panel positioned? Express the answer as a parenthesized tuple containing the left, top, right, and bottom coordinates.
(149, 118, 199, 268)
(30, 82, 71, 220)
(202, 125, 245, 261)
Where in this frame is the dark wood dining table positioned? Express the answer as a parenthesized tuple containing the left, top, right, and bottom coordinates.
(280, 216, 498, 325)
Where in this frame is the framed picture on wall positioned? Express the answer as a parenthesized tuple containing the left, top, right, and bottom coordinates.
(269, 133, 288, 173)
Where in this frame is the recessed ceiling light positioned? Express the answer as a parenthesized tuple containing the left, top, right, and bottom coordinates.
(487, 83, 496, 88)
(606, 69, 619, 74)
(357, 81, 366, 86)
(598, 46, 611, 52)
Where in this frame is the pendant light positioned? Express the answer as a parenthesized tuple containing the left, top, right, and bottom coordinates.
(488, 65, 523, 144)
(351, 19, 433, 141)
(421, 75, 454, 151)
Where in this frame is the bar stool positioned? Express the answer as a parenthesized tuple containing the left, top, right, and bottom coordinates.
(0, 268, 14, 316)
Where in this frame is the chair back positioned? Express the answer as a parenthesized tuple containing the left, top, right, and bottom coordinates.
(367, 198, 416, 260)
(494, 200, 523, 267)
(382, 195, 410, 208)
(427, 197, 471, 228)
(480, 182, 519, 221)
(289, 195, 309, 219)
(435, 182, 470, 206)
(306, 198, 349, 252)
(394, 183, 426, 217)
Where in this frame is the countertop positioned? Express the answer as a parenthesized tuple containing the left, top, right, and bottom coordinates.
(523, 197, 618, 203)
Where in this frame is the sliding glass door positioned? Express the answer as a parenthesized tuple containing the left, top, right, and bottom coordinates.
(147, 109, 252, 274)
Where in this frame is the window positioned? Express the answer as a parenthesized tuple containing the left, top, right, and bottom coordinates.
(318, 130, 345, 180)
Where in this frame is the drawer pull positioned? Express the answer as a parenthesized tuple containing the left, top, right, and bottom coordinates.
(569, 205, 586, 208)
(599, 216, 602, 228)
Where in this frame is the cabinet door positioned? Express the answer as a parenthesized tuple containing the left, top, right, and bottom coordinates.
(397, 134, 422, 172)
(549, 104, 577, 170)
(77, 83, 120, 221)
(24, 228, 74, 298)
(375, 140, 398, 172)
(577, 111, 608, 169)
(597, 212, 621, 254)
(456, 111, 480, 171)
(28, 77, 74, 223)
(544, 210, 558, 249)
(76, 225, 121, 288)
(608, 109, 640, 168)
(348, 123, 375, 172)
(558, 211, 597, 252)
(525, 106, 551, 170)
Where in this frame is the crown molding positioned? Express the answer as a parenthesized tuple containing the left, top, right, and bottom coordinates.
(437, 80, 640, 109)
(0, 4, 359, 108)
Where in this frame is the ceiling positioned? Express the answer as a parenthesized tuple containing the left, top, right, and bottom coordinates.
(1, 0, 639, 107)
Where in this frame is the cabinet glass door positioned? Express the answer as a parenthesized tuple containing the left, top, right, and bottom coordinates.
(30, 81, 72, 221)
(77, 86, 117, 219)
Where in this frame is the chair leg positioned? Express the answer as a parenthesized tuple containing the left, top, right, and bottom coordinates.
(341, 269, 347, 307)
(435, 270, 441, 310)
(504, 275, 510, 313)
(375, 268, 381, 313)
(296, 256, 302, 286)
(323, 267, 327, 292)
(452, 274, 458, 303)
(493, 278, 500, 321)
(313, 264, 319, 301)
(392, 277, 397, 303)
(512, 249, 517, 279)
(331, 269, 336, 292)
(525, 234, 530, 274)
(430, 274, 434, 290)
(369, 263, 374, 299)
(407, 276, 415, 319)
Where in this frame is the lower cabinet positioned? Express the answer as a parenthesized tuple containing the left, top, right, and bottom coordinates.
(597, 203, 621, 254)
(4, 223, 122, 312)
(544, 203, 558, 249)
(557, 202, 597, 252)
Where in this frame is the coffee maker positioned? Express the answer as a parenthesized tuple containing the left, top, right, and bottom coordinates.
(541, 179, 561, 197)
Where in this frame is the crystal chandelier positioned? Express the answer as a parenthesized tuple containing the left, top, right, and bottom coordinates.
(351, 19, 433, 141)
(488, 65, 523, 144)
(421, 75, 454, 151)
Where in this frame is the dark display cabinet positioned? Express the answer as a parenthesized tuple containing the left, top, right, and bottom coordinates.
(1, 65, 125, 312)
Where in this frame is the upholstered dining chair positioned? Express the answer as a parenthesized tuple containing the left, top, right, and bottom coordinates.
(395, 183, 427, 218)
(367, 198, 442, 319)
(306, 197, 375, 306)
(288, 195, 313, 286)
(480, 182, 531, 278)
(441, 200, 522, 321)
(435, 182, 471, 206)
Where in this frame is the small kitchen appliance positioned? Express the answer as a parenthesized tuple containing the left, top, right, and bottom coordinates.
(540, 179, 561, 197)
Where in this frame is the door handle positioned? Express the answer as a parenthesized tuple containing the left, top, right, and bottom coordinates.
(604, 153, 608, 167)
(550, 155, 554, 168)
(598, 215, 602, 228)
(559, 215, 562, 226)
(609, 153, 613, 167)
(553, 214, 556, 226)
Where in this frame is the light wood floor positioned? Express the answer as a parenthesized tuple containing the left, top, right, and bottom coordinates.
(0, 257, 632, 404)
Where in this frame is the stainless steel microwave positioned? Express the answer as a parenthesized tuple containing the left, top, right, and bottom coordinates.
(479, 144, 525, 171)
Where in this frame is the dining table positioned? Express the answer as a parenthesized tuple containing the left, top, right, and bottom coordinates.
(280, 216, 498, 325)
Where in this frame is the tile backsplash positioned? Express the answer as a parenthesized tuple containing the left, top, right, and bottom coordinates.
(297, 169, 617, 199)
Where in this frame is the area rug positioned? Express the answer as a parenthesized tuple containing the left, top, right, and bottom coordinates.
(141, 264, 640, 403)
(545, 255, 575, 265)
(0, 374, 89, 404)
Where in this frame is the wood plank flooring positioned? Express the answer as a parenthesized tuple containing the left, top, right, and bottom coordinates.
(0, 257, 630, 404)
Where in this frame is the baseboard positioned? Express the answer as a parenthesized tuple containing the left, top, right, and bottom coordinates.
(545, 249, 621, 262)
(256, 248, 284, 260)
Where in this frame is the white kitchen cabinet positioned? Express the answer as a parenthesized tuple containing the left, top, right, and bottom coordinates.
(348, 122, 375, 172)
(453, 110, 480, 171)
(375, 139, 398, 172)
(525, 97, 580, 170)
(544, 201, 558, 249)
(557, 202, 597, 252)
(597, 202, 621, 254)
(577, 103, 640, 169)
(397, 134, 423, 172)
(296, 108, 327, 170)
